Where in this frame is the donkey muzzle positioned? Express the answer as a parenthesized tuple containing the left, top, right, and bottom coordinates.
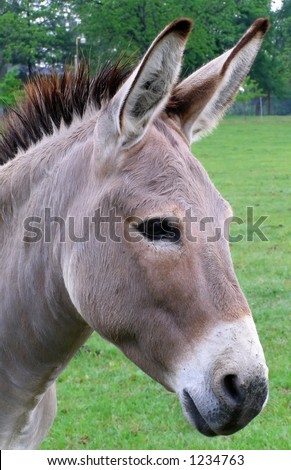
(181, 371, 269, 436)
(175, 317, 269, 436)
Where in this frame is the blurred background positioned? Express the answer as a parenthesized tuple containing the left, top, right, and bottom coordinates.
(0, 0, 290, 116)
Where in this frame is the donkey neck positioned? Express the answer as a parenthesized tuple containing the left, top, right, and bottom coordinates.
(0, 119, 96, 405)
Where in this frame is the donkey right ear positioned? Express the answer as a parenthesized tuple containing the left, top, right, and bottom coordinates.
(109, 18, 192, 148)
(167, 18, 269, 143)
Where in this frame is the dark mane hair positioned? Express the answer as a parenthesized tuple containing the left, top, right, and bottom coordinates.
(0, 60, 132, 165)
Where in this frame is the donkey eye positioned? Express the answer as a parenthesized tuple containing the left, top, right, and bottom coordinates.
(137, 218, 180, 242)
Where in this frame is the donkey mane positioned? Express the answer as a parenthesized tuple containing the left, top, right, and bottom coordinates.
(0, 60, 133, 165)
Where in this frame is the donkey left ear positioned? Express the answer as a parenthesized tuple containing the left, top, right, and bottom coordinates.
(111, 18, 192, 147)
(167, 18, 270, 143)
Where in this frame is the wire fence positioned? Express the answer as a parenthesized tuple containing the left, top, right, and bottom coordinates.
(229, 97, 291, 116)
(1, 98, 291, 119)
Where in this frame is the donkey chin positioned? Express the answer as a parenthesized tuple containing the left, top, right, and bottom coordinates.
(175, 317, 269, 436)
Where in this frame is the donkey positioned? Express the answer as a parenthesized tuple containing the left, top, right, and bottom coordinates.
(0, 18, 269, 449)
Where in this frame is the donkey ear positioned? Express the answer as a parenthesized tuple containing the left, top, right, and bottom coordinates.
(111, 18, 192, 147)
(167, 18, 270, 143)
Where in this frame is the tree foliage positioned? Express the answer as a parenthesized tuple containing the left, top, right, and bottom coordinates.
(0, 68, 23, 106)
(0, 1, 78, 76)
(236, 77, 264, 103)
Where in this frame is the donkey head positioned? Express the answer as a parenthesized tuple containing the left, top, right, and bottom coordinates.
(64, 18, 269, 436)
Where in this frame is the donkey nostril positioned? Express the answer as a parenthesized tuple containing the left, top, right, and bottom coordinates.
(223, 374, 244, 405)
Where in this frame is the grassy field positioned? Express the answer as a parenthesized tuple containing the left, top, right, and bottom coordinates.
(41, 116, 291, 450)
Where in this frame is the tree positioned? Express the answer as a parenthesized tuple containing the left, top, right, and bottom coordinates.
(74, 0, 291, 113)
(0, 68, 23, 107)
(272, 0, 291, 98)
(235, 76, 264, 115)
(0, 1, 79, 77)
(72, 0, 245, 76)
(1, 0, 289, 114)
(231, 0, 291, 113)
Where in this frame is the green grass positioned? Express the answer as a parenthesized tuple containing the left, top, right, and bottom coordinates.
(41, 116, 291, 450)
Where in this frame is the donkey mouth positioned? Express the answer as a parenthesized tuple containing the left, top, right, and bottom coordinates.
(182, 390, 217, 437)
